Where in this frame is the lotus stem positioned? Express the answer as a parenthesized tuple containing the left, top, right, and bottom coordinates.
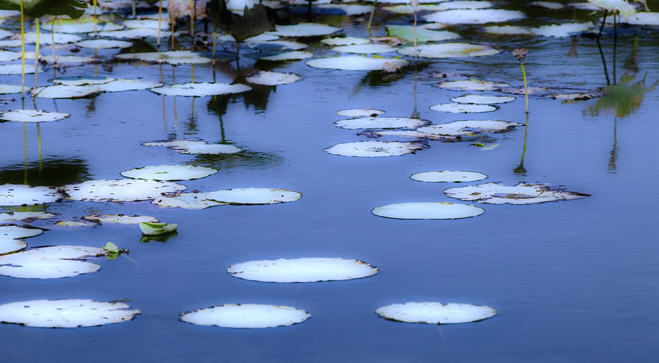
(23, 122, 27, 184)
(191, 64, 194, 82)
(132, 0, 136, 18)
(413, 11, 418, 59)
(157, 0, 162, 47)
(211, 28, 216, 65)
(33, 18, 39, 90)
(520, 63, 528, 113)
(613, 13, 617, 85)
(19, 0, 25, 98)
(93, 0, 97, 36)
(190, 0, 195, 39)
(596, 10, 610, 85)
(169, 0, 175, 49)
(367, 0, 377, 36)
(51, 18, 56, 66)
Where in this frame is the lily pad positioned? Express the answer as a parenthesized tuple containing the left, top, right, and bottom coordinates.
(307, 56, 408, 71)
(529, 1, 565, 9)
(0, 109, 70, 123)
(430, 103, 497, 113)
(99, 79, 163, 92)
(0, 225, 43, 239)
(274, 23, 341, 37)
(0, 64, 41, 75)
(411, 171, 487, 183)
(335, 117, 427, 130)
(227, 258, 378, 283)
(372, 202, 484, 220)
(450, 94, 516, 104)
(444, 182, 590, 204)
(154, 188, 302, 208)
(483, 25, 534, 36)
(530, 23, 593, 37)
(76, 39, 133, 49)
(417, 120, 523, 136)
(386, 25, 460, 43)
(31, 85, 100, 99)
(332, 44, 396, 54)
(0, 50, 20, 62)
(98, 28, 171, 39)
(180, 304, 310, 328)
(259, 51, 313, 61)
(383, 5, 446, 14)
(423, 9, 526, 24)
(115, 51, 209, 65)
(437, 80, 510, 91)
(0, 185, 60, 206)
(0, 299, 140, 328)
(0, 84, 23, 94)
(399, 43, 500, 58)
(21, 32, 82, 44)
(320, 37, 369, 46)
(83, 214, 158, 224)
(49, 17, 123, 33)
(121, 165, 218, 181)
(0, 238, 26, 255)
(0, 212, 56, 223)
(62, 179, 186, 202)
(376, 302, 496, 324)
(139, 222, 177, 236)
(0, 245, 104, 279)
(150, 82, 252, 97)
(143, 140, 242, 155)
(442, 1, 494, 9)
(337, 108, 384, 117)
(619, 12, 659, 26)
(55, 220, 97, 227)
(325, 141, 423, 157)
(53, 77, 115, 86)
(246, 71, 301, 86)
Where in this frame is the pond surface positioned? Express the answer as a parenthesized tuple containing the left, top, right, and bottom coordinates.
(1, 1, 659, 362)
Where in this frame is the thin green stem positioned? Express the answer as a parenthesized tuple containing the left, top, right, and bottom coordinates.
(20, 0, 25, 98)
(33, 18, 39, 91)
(520, 63, 529, 113)
(157, 0, 162, 47)
(367, 0, 377, 36)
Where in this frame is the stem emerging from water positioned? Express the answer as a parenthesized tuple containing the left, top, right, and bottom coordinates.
(19, 0, 25, 98)
(157, 0, 162, 47)
(33, 18, 39, 91)
(413, 10, 418, 59)
(367, 0, 377, 36)
(520, 63, 528, 113)
(93, 0, 97, 36)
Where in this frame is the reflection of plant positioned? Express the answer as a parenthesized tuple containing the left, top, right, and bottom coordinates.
(587, 73, 657, 118)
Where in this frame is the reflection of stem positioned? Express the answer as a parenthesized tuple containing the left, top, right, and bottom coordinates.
(211, 29, 216, 65)
(20, 0, 25, 98)
(613, 14, 617, 85)
(169, 0, 175, 49)
(514, 113, 529, 174)
(51, 18, 57, 67)
(23, 122, 28, 184)
(191, 64, 194, 82)
(132, 0, 136, 17)
(219, 111, 226, 143)
(596, 11, 610, 86)
(235, 41, 241, 70)
(36, 123, 42, 171)
(33, 18, 39, 90)
(172, 66, 178, 135)
(94, 49, 98, 76)
(520, 63, 529, 113)
(367, 0, 377, 36)
(609, 117, 618, 172)
(411, 64, 418, 119)
(160, 63, 166, 133)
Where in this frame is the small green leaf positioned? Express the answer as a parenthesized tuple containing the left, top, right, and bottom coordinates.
(471, 143, 485, 147)
(103, 241, 119, 253)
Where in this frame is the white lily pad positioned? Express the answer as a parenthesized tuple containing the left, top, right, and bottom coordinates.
(332, 44, 396, 54)
(335, 117, 427, 130)
(430, 103, 497, 113)
(411, 171, 487, 183)
(123, 19, 169, 29)
(0, 238, 26, 255)
(0, 109, 70, 123)
(115, 51, 209, 65)
(274, 23, 341, 37)
(337, 108, 384, 117)
(423, 9, 526, 24)
(325, 141, 423, 157)
(0, 245, 104, 279)
(483, 25, 534, 36)
(0, 50, 20, 62)
(386, 25, 460, 43)
(444, 182, 590, 204)
(99, 79, 163, 92)
(0, 64, 41, 75)
(76, 39, 133, 49)
(529, 1, 564, 9)
(50, 17, 123, 33)
(0, 212, 55, 223)
(366, 130, 444, 140)
(63, 179, 186, 202)
(154, 188, 302, 208)
(259, 51, 314, 61)
(588, 0, 636, 17)
(83, 214, 158, 224)
(437, 80, 510, 91)
(252, 40, 308, 51)
(450, 94, 516, 104)
(530, 23, 593, 37)
(567, 2, 600, 10)
(98, 28, 171, 39)
(0, 185, 60, 206)
(246, 71, 301, 86)
(320, 37, 369, 46)
(227, 258, 378, 283)
(31, 85, 100, 99)
(0, 225, 43, 239)
(314, 4, 372, 15)
(417, 120, 523, 136)
(619, 12, 659, 26)
(56, 220, 97, 227)
(399, 43, 500, 58)
(363, 0, 444, 3)
(244, 33, 280, 43)
(0, 84, 23, 94)
(376, 302, 496, 324)
(150, 82, 252, 97)
(121, 165, 217, 181)
(180, 304, 310, 328)
(0, 299, 140, 328)
(307, 56, 408, 71)
(53, 77, 115, 86)
(444, 0, 494, 9)
(25, 53, 96, 64)
(21, 32, 82, 44)
(383, 5, 446, 14)
(372, 202, 484, 220)
(143, 140, 242, 155)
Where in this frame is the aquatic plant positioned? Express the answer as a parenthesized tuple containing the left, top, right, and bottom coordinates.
(512, 48, 529, 113)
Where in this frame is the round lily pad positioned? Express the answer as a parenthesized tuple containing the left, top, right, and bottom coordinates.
(0, 212, 56, 223)
(98, 28, 172, 39)
(0, 184, 60, 206)
(442, 1, 494, 9)
(53, 77, 115, 86)
(0, 299, 140, 328)
(120, 165, 218, 181)
(259, 51, 314, 61)
(372, 202, 484, 220)
(0, 109, 70, 122)
(143, 140, 242, 155)
(383, 5, 447, 14)
(31, 85, 100, 99)
(417, 120, 523, 136)
(180, 304, 310, 328)
(530, 23, 593, 37)
(386, 25, 460, 43)
(450, 94, 516, 104)
(83, 214, 158, 224)
(246, 71, 301, 86)
(62, 179, 186, 202)
(332, 44, 396, 54)
(423, 9, 526, 24)
(274, 23, 341, 37)
(337, 108, 384, 117)
(321, 37, 369, 46)
(411, 171, 488, 183)
(306, 56, 408, 71)
(483, 25, 534, 36)
(335, 117, 427, 130)
(0, 50, 20, 62)
(0, 64, 41, 75)
(437, 80, 510, 91)
(115, 51, 209, 65)
(399, 43, 500, 58)
(0, 245, 104, 279)
(0, 238, 26, 255)
(325, 141, 423, 157)
(430, 103, 497, 113)
(227, 258, 378, 283)
(0, 225, 43, 239)
(0, 84, 23, 94)
(55, 220, 98, 227)
(150, 82, 252, 97)
(376, 302, 497, 324)
(529, 1, 565, 9)
(154, 188, 302, 208)
(444, 182, 590, 204)
(99, 79, 162, 92)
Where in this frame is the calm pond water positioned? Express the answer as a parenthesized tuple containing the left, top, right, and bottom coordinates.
(1, 1, 659, 362)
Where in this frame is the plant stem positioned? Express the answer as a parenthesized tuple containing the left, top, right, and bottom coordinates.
(51, 18, 56, 66)
(157, 0, 162, 47)
(520, 63, 528, 113)
(413, 10, 418, 59)
(367, 0, 377, 36)
(211, 28, 216, 65)
(33, 18, 39, 91)
(190, 0, 195, 40)
(19, 0, 25, 98)
(613, 13, 617, 85)
(93, 0, 97, 36)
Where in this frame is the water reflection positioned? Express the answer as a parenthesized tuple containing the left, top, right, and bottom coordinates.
(587, 73, 657, 118)
(514, 113, 529, 175)
(193, 151, 283, 171)
(0, 158, 89, 187)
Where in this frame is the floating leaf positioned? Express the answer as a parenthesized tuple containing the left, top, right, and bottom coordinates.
(372, 202, 484, 220)
(143, 140, 242, 155)
(450, 94, 516, 104)
(0, 109, 70, 122)
(399, 43, 500, 58)
(0, 245, 104, 279)
(337, 108, 384, 117)
(274, 23, 341, 37)
(0, 184, 60, 206)
(417, 120, 523, 136)
(115, 51, 209, 65)
(227, 258, 378, 283)
(0, 212, 55, 223)
(259, 51, 313, 61)
(154, 188, 302, 209)
(386, 25, 460, 43)
(320, 37, 369, 46)
(325, 141, 423, 157)
(376, 302, 496, 324)
(83, 214, 158, 224)
(444, 182, 590, 204)
(332, 44, 396, 54)
(437, 80, 510, 91)
(62, 179, 186, 202)
(423, 9, 526, 24)
(411, 171, 487, 183)
(430, 103, 497, 113)
(76, 39, 133, 49)
(246, 71, 301, 86)
(120, 165, 218, 181)
(139, 222, 177, 236)
(150, 82, 252, 97)
(180, 304, 310, 328)
(335, 117, 427, 130)
(307, 56, 408, 71)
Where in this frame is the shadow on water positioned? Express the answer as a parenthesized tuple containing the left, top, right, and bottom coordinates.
(514, 113, 530, 175)
(0, 157, 89, 187)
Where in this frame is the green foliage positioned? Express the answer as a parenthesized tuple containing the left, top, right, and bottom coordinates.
(0, 0, 87, 19)
(588, 73, 658, 118)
